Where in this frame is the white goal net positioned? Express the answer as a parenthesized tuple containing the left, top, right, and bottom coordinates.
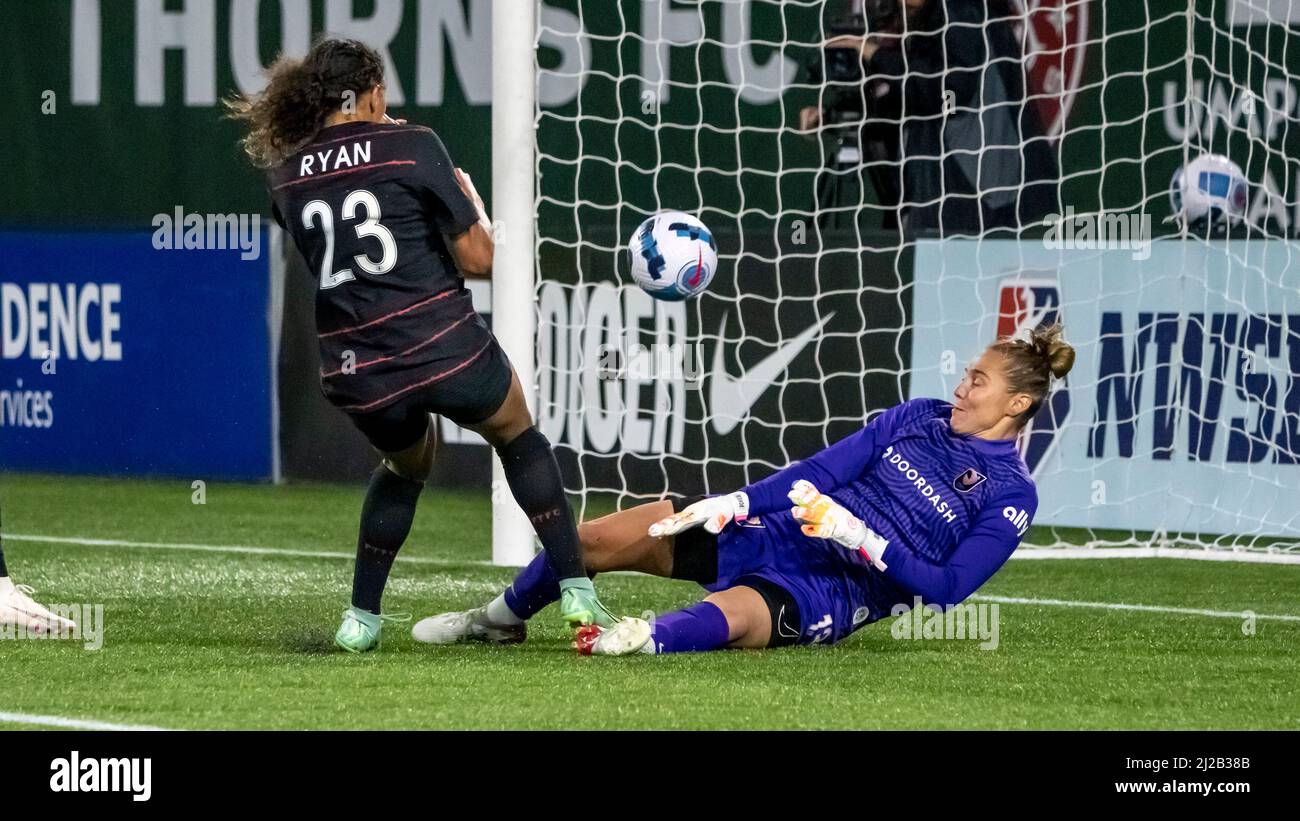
(525, 0, 1300, 562)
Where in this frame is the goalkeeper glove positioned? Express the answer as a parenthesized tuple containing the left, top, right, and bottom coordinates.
(787, 479, 889, 570)
(648, 492, 750, 538)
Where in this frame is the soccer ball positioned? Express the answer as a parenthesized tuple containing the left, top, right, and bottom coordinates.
(1169, 153, 1249, 226)
(627, 211, 717, 301)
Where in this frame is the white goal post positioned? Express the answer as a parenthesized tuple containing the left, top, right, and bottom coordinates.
(490, 0, 539, 567)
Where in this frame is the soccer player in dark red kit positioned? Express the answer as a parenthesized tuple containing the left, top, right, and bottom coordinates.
(226, 38, 615, 652)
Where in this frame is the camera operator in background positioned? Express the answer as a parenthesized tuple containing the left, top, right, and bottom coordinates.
(801, 0, 1060, 236)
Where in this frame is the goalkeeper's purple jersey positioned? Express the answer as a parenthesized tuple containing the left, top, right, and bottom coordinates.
(737, 398, 1037, 622)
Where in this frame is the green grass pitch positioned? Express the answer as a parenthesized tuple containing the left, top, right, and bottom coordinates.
(2, 473, 1298, 730)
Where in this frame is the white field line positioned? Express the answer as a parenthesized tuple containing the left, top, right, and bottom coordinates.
(0, 711, 172, 731)
(969, 594, 1300, 623)
(1013, 546, 1300, 564)
(10, 533, 1300, 623)
(5, 533, 494, 567)
(11, 534, 1300, 566)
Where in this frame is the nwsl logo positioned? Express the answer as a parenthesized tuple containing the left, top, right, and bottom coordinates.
(997, 278, 1070, 475)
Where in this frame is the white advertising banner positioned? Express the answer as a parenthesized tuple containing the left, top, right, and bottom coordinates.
(911, 239, 1300, 540)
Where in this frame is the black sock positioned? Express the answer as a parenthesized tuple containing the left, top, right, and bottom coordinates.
(496, 427, 585, 580)
(352, 465, 424, 614)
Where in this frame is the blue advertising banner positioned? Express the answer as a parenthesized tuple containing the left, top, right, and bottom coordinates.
(912, 238, 1300, 540)
(0, 229, 278, 480)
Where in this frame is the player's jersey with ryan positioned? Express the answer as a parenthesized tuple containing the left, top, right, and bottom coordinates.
(735, 398, 1037, 641)
(268, 121, 484, 414)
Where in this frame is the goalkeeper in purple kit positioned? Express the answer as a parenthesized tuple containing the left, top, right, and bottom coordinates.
(414, 325, 1075, 656)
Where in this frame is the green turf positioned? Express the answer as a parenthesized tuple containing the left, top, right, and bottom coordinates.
(2, 473, 1298, 730)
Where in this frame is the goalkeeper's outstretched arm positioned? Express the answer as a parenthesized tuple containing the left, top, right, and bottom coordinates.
(877, 489, 1037, 607)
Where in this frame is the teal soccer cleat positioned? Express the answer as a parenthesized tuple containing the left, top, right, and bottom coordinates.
(558, 578, 618, 628)
(334, 606, 410, 653)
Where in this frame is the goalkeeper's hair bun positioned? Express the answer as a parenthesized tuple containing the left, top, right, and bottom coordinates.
(991, 323, 1075, 424)
(224, 37, 384, 169)
(1031, 323, 1076, 379)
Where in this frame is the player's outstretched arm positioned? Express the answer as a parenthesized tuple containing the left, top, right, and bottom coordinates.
(878, 504, 1030, 606)
(792, 481, 1036, 607)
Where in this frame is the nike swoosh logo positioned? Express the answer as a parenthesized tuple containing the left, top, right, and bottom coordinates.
(708, 312, 835, 435)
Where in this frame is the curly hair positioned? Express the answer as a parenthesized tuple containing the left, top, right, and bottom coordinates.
(225, 38, 384, 168)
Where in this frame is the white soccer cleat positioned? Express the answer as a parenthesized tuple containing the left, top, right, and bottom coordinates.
(411, 607, 526, 645)
(574, 617, 655, 656)
(0, 579, 76, 636)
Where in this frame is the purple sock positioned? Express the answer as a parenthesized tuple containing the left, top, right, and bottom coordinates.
(650, 601, 732, 654)
(503, 552, 560, 620)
